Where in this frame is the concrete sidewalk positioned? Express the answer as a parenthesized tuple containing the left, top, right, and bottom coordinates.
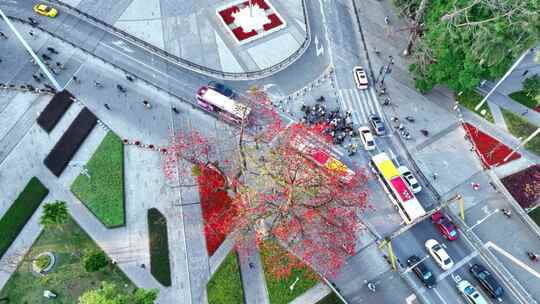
(237, 237, 270, 304)
(478, 84, 540, 126)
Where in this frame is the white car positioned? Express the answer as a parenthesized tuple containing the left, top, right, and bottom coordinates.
(398, 166, 422, 193)
(457, 280, 488, 304)
(425, 239, 454, 270)
(353, 66, 369, 90)
(358, 126, 376, 150)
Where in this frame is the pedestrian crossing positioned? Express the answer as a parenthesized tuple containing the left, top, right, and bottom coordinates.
(338, 88, 380, 126)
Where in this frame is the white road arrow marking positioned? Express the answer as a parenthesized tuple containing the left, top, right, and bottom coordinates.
(111, 40, 134, 53)
(315, 36, 324, 57)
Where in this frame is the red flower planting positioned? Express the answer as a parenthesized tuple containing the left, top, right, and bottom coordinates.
(535, 105, 540, 113)
(463, 123, 520, 168)
(217, 0, 286, 43)
(501, 165, 540, 208)
(197, 165, 237, 256)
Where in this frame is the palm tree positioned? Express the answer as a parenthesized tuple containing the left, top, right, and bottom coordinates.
(40, 201, 69, 229)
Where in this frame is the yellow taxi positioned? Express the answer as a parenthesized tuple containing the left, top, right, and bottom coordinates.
(33, 3, 58, 17)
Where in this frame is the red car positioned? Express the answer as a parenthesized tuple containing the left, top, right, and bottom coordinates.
(431, 211, 458, 241)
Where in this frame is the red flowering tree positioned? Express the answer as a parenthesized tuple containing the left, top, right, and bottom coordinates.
(228, 121, 370, 278)
(162, 87, 370, 278)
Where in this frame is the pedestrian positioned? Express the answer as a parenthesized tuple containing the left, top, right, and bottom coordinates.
(374, 47, 380, 55)
(172, 106, 179, 114)
(248, 262, 254, 269)
(471, 182, 480, 191)
(72, 75, 80, 84)
(28, 30, 35, 38)
(140, 263, 145, 268)
(432, 172, 438, 180)
(111, 259, 117, 265)
(104, 103, 110, 110)
(389, 55, 394, 64)
(143, 100, 151, 108)
(50, 68, 58, 75)
(56, 62, 64, 70)
(384, 16, 389, 24)
(39, 72, 45, 79)
(0, 32, 7, 39)
(522, 70, 529, 77)
(522, 109, 528, 116)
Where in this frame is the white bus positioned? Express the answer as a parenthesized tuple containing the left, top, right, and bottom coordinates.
(196, 85, 251, 124)
(370, 152, 426, 224)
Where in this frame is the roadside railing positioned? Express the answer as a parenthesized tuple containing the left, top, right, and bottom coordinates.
(48, 0, 311, 80)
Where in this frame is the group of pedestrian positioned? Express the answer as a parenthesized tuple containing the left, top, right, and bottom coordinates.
(301, 101, 357, 145)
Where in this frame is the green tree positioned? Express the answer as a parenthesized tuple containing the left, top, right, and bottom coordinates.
(523, 75, 540, 99)
(40, 200, 69, 229)
(399, 0, 540, 93)
(82, 249, 109, 272)
(79, 282, 158, 304)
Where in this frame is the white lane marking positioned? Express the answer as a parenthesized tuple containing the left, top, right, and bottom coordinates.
(62, 63, 85, 90)
(98, 42, 194, 93)
(438, 251, 479, 281)
(351, 88, 367, 124)
(111, 40, 134, 53)
(344, 89, 363, 124)
(363, 89, 376, 114)
(432, 288, 450, 304)
(484, 242, 540, 280)
(466, 209, 498, 232)
(369, 87, 383, 115)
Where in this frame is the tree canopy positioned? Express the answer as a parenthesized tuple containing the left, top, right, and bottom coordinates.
(40, 200, 69, 229)
(78, 282, 158, 304)
(398, 0, 540, 93)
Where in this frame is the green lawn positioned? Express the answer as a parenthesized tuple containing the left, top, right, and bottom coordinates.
(317, 292, 345, 304)
(530, 207, 540, 227)
(457, 91, 494, 123)
(148, 208, 171, 287)
(207, 251, 244, 304)
(0, 177, 48, 259)
(71, 131, 125, 228)
(501, 109, 540, 156)
(509, 91, 539, 109)
(260, 241, 319, 304)
(0, 216, 135, 304)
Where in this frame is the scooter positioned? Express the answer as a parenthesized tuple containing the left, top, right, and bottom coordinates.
(527, 251, 539, 262)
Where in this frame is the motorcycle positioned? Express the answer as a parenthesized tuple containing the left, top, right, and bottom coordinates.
(527, 251, 539, 262)
(366, 281, 376, 292)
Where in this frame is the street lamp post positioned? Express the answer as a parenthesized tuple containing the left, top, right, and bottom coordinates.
(503, 127, 540, 162)
(0, 9, 61, 91)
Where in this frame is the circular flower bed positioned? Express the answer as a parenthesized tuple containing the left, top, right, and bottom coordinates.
(32, 252, 56, 274)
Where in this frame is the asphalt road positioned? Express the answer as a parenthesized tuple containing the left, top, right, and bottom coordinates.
(0, 0, 534, 303)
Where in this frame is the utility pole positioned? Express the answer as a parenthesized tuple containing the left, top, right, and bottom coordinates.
(0, 9, 61, 91)
(475, 49, 531, 111)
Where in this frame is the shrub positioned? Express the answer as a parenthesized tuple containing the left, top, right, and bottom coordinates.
(148, 208, 171, 286)
(34, 255, 51, 270)
(502, 165, 540, 208)
(192, 164, 201, 177)
(0, 177, 49, 259)
(83, 249, 109, 272)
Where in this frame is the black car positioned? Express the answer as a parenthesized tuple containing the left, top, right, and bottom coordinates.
(407, 255, 436, 288)
(208, 81, 235, 98)
(470, 263, 504, 300)
(369, 114, 386, 136)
